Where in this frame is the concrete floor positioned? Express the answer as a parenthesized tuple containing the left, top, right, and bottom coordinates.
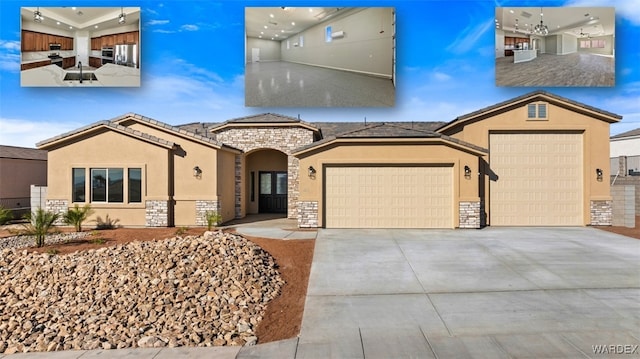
(245, 61, 395, 107)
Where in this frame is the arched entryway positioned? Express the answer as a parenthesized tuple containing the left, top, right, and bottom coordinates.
(245, 149, 288, 214)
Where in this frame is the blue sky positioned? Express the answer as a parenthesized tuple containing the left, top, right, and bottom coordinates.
(1, 0, 639, 148)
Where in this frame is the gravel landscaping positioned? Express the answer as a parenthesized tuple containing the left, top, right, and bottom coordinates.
(0, 231, 91, 251)
(0, 231, 284, 354)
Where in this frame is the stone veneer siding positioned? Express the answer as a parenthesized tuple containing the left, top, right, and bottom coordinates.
(214, 127, 315, 219)
(297, 201, 318, 228)
(195, 200, 221, 226)
(459, 201, 481, 229)
(590, 200, 612, 226)
(46, 199, 68, 225)
(146, 200, 169, 227)
(234, 155, 242, 218)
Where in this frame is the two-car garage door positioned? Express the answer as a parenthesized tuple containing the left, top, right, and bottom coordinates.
(490, 133, 583, 226)
(325, 166, 453, 228)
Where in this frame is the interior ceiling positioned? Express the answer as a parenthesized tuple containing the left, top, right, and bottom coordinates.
(245, 7, 354, 41)
(21, 7, 140, 31)
(495, 7, 615, 38)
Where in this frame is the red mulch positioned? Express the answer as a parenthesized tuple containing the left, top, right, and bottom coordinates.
(595, 215, 640, 240)
(0, 226, 315, 343)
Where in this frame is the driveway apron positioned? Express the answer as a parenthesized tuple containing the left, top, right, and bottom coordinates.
(298, 227, 640, 358)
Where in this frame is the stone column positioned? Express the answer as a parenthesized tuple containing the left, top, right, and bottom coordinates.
(145, 200, 169, 227)
(590, 200, 612, 226)
(45, 199, 68, 225)
(288, 155, 300, 219)
(297, 201, 318, 228)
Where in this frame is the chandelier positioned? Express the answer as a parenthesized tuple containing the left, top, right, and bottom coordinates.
(534, 7, 549, 35)
(33, 7, 43, 23)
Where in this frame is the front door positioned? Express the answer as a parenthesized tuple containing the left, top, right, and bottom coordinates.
(259, 171, 287, 213)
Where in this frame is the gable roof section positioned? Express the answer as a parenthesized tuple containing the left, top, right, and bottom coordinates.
(111, 113, 240, 152)
(36, 121, 176, 150)
(611, 127, 640, 140)
(209, 113, 320, 133)
(0, 145, 47, 160)
(314, 121, 445, 138)
(293, 123, 488, 156)
(437, 90, 623, 134)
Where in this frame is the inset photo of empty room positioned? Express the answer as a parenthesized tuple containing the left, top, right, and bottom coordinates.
(495, 7, 614, 87)
(245, 7, 395, 107)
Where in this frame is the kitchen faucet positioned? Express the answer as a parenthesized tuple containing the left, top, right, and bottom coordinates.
(78, 61, 82, 83)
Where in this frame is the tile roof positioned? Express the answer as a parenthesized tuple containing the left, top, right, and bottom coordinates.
(437, 90, 623, 132)
(112, 113, 233, 149)
(293, 123, 488, 154)
(313, 121, 445, 138)
(0, 145, 47, 160)
(611, 127, 640, 139)
(208, 113, 320, 132)
(37, 121, 175, 149)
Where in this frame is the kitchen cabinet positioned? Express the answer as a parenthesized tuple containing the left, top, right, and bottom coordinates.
(21, 30, 73, 51)
(504, 36, 529, 56)
(116, 33, 125, 45)
(91, 37, 101, 50)
(21, 60, 50, 71)
(89, 57, 102, 68)
(124, 31, 139, 44)
(63, 57, 75, 69)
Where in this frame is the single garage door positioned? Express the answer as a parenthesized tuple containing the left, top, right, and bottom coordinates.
(325, 166, 453, 228)
(490, 133, 583, 226)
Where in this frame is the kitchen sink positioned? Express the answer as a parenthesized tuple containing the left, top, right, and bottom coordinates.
(63, 72, 98, 81)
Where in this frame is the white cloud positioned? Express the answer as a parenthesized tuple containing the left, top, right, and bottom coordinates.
(0, 117, 84, 148)
(146, 19, 170, 25)
(181, 24, 199, 31)
(0, 40, 20, 52)
(564, 0, 640, 25)
(0, 52, 20, 72)
(432, 71, 452, 82)
(446, 18, 494, 54)
(153, 29, 176, 34)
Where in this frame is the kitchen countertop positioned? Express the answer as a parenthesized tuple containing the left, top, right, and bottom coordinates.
(20, 63, 140, 87)
(21, 51, 75, 64)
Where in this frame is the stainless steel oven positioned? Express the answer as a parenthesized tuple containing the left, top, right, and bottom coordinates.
(49, 43, 61, 51)
(101, 58, 113, 65)
(101, 47, 114, 58)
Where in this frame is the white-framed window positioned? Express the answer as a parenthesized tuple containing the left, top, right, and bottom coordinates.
(527, 102, 548, 120)
(286, 40, 290, 50)
(299, 35, 304, 47)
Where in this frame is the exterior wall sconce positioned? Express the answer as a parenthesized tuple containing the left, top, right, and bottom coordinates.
(193, 166, 202, 178)
(308, 166, 316, 178)
(464, 165, 472, 179)
(596, 168, 603, 182)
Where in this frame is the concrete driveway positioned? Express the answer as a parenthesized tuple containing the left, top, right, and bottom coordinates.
(297, 227, 640, 358)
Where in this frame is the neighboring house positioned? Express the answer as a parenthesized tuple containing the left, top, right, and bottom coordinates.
(610, 128, 640, 176)
(0, 145, 47, 218)
(37, 90, 621, 228)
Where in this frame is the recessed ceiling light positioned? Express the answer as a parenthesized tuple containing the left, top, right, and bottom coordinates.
(308, 8, 313, 12)
(271, 37, 274, 40)
(69, 26, 73, 29)
(509, 10, 514, 14)
(291, 21, 295, 25)
(72, 7, 76, 10)
(260, 31, 264, 34)
(590, 16, 594, 20)
(281, 30, 284, 33)
(264, 25, 268, 29)
(56, 21, 60, 25)
(269, 13, 274, 18)
(259, 35, 262, 38)
(95, 25, 98, 28)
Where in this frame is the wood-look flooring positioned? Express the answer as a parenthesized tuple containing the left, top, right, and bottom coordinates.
(495, 52, 614, 87)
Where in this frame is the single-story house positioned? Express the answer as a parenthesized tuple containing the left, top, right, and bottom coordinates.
(0, 145, 47, 218)
(37, 90, 621, 228)
(610, 128, 640, 176)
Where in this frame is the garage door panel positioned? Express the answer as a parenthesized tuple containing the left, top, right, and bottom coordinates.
(325, 166, 453, 228)
(490, 133, 583, 226)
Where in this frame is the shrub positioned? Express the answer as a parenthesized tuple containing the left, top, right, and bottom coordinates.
(204, 211, 222, 231)
(94, 214, 120, 230)
(21, 208, 59, 247)
(0, 206, 13, 225)
(63, 204, 94, 232)
(175, 226, 189, 236)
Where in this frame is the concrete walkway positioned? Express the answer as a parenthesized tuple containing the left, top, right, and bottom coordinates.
(229, 216, 317, 240)
(3, 227, 639, 358)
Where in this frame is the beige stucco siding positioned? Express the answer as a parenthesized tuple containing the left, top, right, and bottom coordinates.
(217, 150, 237, 222)
(445, 101, 612, 225)
(297, 141, 481, 228)
(46, 129, 170, 226)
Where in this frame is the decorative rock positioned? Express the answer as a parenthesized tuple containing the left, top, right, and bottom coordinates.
(0, 232, 283, 353)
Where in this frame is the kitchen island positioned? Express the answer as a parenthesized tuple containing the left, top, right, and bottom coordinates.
(20, 63, 140, 87)
(513, 49, 537, 63)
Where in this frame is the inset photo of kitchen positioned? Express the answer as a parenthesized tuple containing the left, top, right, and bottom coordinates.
(495, 6, 614, 87)
(245, 7, 396, 107)
(20, 7, 141, 87)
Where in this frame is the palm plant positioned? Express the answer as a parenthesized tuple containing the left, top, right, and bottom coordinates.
(63, 204, 94, 232)
(0, 205, 13, 225)
(22, 208, 59, 247)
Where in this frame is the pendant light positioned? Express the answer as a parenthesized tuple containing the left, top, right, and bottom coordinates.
(118, 7, 126, 24)
(34, 7, 44, 23)
(534, 7, 549, 35)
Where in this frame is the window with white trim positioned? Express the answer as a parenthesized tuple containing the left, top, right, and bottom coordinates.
(527, 102, 548, 120)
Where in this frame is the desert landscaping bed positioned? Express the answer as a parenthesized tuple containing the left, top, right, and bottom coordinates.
(0, 227, 314, 354)
(595, 215, 640, 240)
